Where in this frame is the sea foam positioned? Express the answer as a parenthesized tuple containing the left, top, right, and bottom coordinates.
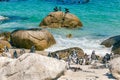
(45, 36, 111, 56)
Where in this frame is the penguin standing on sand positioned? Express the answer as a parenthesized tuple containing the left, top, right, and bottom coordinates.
(4, 46, 9, 52)
(48, 52, 52, 57)
(30, 46, 35, 53)
(13, 50, 18, 58)
(20, 48, 25, 55)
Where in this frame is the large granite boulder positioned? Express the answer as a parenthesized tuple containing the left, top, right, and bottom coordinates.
(109, 57, 120, 80)
(101, 35, 120, 54)
(0, 40, 11, 53)
(0, 53, 66, 80)
(101, 35, 120, 47)
(112, 42, 120, 55)
(0, 57, 13, 69)
(50, 47, 84, 61)
(39, 11, 83, 28)
(11, 28, 56, 50)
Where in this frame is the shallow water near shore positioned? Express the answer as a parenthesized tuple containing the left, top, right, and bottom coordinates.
(0, 0, 120, 55)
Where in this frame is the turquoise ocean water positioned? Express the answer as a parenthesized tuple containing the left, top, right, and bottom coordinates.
(0, 0, 120, 55)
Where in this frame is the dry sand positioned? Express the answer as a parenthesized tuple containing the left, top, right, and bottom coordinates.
(58, 65, 116, 80)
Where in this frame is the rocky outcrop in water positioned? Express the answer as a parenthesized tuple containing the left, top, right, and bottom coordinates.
(39, 11, 83, 28)
(109, 57, 120, 80)
(101, 35, 120, 54)
(11, 28, 56, 50)
(0, 53, 66, 80)
(49, 47, 84, 61)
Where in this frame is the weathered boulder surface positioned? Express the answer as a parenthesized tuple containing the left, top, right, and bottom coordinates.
(101, 35, 120, 54)
(0, 40, 11, 53)
(0, 57, 13, 69)
(11, 28, 56, 50)
(39, 11, 83, 28)
(50, 47, 84, 61)
(0, 32, 11, 41)
(109, 57, 120, 80)
(0, 53, 66, 80)
(101, 35, 120, 47)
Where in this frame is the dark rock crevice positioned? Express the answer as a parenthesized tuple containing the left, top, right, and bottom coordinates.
(101, 35, 120, 54)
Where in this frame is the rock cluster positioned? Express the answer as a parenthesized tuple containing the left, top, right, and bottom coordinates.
(40, 11, 83, 28)
(50, 47, 84, 61)
(0, 53, 66, 80)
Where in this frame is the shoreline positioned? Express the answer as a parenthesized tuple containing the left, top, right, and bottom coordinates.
(0, 51, 116, 80)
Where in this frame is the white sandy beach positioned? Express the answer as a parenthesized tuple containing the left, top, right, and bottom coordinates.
(0, 48, 117, 80)
(58, 65, 115, 80)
